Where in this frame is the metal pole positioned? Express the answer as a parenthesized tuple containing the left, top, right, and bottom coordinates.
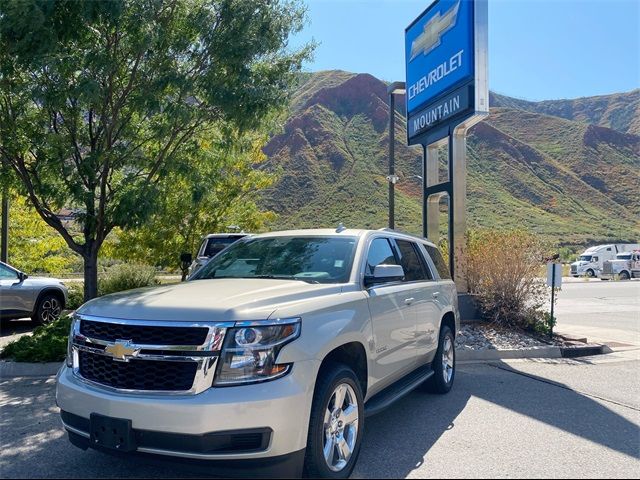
(388, 93, 395, 229)
(550, 263, 556, 338)
(425, 143, 440, 242)
(1, 192, 8, 263)
(422, 146, 427, 238)
(451, 125, 469, 293)
(448, 135, 455, 278)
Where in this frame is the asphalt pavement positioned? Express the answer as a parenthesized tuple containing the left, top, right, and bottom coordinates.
(554, 278, 639, 347)
(1, 351, 638, 478)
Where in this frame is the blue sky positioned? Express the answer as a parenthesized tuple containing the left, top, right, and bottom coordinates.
(290, 0, 640, 101)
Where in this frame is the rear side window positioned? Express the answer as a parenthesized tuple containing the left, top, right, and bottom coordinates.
(425, 245, 451, 280)
(366, 238, 398, 275)
(201, 237, 241, 257)
(395, 240, 431, 281)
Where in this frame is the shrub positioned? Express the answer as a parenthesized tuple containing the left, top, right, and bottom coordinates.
(0, 315, 71, 362)
(66, 282, 85, 310)
(466, 229, 551, 332)
(99, 263, 159, 296)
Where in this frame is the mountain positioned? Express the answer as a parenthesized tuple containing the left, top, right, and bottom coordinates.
(261, 71, 640, 246)
(489, 90, 640, 136)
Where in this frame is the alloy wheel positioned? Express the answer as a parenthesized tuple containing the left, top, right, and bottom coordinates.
(40, 298, 61, 323)
(322, 383, 359, 472)
(442, 335, 454, 384)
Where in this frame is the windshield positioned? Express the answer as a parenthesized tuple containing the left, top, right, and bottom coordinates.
(617, 254, 632, 260)
(579, 255, 593, 261)
(194, 236, 358, 284)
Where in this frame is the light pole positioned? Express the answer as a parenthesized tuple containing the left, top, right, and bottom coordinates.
(387, 81, 405, 229)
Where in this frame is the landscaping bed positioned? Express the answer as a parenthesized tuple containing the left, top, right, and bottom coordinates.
(456, 323, 566, 352)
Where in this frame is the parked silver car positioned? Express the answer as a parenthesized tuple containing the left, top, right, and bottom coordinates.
(0, 261, 68, 324)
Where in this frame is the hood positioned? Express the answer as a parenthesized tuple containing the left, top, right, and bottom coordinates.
(77, 278, 344, 322)
(24, 276, 65, 287)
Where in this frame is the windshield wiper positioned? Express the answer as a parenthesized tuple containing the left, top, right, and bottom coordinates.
(197, 274, 320, 284)
(253, 275, 320, 284)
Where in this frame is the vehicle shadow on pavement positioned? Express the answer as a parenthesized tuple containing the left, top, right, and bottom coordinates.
(0, 318, 34, 337)
(2, 360, 639, 479)
(352, 360, 640, 478)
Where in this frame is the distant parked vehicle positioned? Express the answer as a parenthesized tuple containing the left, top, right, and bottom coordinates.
(188, 233, 250, 277)
(601, 250, 640, 280)
(0, 261, 68, 324)
(570, 244, 639, 278)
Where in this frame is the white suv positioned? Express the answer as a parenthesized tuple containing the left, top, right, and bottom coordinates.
(57, 228, 459, 478)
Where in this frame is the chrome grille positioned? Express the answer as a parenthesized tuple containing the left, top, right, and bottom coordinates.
(570, 265, 577, 274)
(79, 350, 198, 391)
(602, 262, 613, 275)
(80, 320, 208, 346)
(70, 315, 232, 395)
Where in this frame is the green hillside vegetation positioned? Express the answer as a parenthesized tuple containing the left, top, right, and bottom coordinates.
(263, 71, 640, 247)
(490, 90, 640, 136)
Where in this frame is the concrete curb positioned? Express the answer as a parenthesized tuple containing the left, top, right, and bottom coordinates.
(0, 361, 62, 378)
(458, 344, 609, 362)
(457, 346, 562, 362)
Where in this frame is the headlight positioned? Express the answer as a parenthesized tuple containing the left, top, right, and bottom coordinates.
(66, 315, 79, 368)
(214, 319, 301, 386)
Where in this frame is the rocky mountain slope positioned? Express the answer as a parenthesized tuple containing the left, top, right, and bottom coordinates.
(261, 70, 639, 246)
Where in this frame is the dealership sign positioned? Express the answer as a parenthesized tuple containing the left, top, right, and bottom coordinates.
(405, 0, 488, 144)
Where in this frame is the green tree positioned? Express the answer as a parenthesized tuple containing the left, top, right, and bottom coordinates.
(3, 192, 80, 274)
(112, 129, 277, 268)
(0, 0, 310, 300)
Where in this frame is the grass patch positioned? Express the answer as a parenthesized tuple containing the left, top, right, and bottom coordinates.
(1, 315, 71, 363)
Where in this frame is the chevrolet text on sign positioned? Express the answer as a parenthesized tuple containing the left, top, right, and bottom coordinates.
(405, 0, 486, 144)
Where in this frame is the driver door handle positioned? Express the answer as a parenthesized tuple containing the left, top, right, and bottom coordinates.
(404, 297, 415, 305)
(432, 292, 440, 298)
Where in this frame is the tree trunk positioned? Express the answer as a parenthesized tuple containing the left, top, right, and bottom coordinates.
(83, 251, 99, 301)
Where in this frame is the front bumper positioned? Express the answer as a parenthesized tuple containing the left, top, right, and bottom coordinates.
(56, 359, 318, 460)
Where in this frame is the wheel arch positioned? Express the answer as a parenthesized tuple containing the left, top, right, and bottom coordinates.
(317, 342, 368, 398)
(33, 287, 66, 314)
(440, 309, 457, 337)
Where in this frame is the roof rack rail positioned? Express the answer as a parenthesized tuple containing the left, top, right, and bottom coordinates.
(377, 227, 431, 242)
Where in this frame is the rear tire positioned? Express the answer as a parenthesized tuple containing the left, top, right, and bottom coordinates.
(304, 363, 364, 479)
(422, 325, 456, 394)
(31, 293, 63, 325)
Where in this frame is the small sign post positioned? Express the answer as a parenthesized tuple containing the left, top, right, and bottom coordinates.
(546, 262, 562, 337)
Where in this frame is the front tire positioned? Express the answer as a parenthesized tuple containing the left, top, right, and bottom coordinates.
(586, 269, 595, 278)
(304, 364, 364, 479)
(423, 325, 456, 394)
(619, 271, 630, 280)
(31, 294, 63, 325)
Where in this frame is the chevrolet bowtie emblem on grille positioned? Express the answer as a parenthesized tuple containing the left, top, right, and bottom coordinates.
(104, 339, 139, 362)
(410, 0, 460, 62)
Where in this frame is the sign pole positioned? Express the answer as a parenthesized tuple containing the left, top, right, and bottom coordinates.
(451, 126, 468, 292)
(388, 92, 395, 229)
(550, 263, 556, 338)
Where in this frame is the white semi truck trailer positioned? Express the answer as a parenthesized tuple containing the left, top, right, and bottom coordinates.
(570, 244, 639, 278)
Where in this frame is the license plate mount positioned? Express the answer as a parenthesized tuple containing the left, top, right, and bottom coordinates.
(89, 413, 136, 452)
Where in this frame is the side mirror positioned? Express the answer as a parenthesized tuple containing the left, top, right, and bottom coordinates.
(364, 264, 405, 287)
(17, 271, 28, 282)
(180, 252, 193, 282)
